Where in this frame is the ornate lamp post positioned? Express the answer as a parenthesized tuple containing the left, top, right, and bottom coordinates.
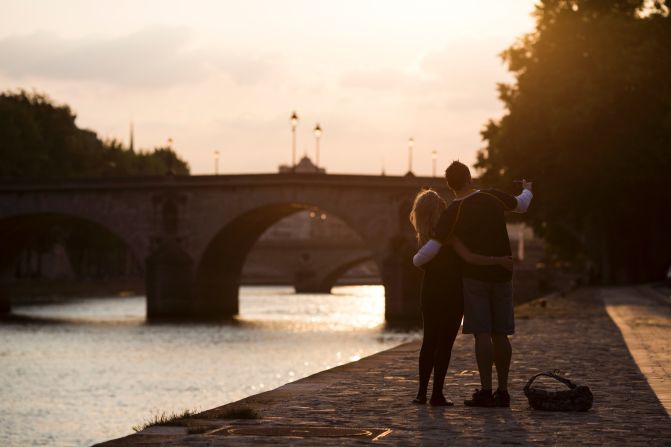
(214, 150, 220, 175)
(432, 150, 437, 177)
(313, 123, 322, 169)
(407, 138, 414, 175)
(290, 111, 299, 170)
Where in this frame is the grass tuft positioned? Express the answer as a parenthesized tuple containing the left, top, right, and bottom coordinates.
(132, 408, 199, 432)
(220, 406, 261, 420)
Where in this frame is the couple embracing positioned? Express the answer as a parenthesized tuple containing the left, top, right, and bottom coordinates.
(409, 161, 533, 407)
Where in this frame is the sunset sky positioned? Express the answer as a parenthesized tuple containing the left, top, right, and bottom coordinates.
(0, 1, 537, 176)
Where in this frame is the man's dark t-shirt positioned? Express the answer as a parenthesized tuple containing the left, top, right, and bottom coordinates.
(433, 189, 517, 283)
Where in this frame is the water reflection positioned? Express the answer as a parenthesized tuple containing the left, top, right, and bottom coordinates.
(0, 285, 417, 447)
(240, 285, 387, 330)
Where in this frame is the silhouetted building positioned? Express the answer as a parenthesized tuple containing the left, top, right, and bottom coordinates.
(278, 155, 326, 174)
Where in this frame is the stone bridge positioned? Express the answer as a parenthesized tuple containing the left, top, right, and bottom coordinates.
(0, 173, 447, 323)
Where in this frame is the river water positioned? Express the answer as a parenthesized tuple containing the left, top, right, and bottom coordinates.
(0, 285, 418, 447)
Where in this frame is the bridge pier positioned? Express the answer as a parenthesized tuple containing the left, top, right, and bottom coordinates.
(382, 237, 423, 325)
(293, 269, 332, 294)
(146, 239, 239, 320)
(146, 239, 199, 320)
(193, 271, 240, 318)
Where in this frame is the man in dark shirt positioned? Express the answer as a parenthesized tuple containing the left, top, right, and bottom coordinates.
(418, 161, 532, 407)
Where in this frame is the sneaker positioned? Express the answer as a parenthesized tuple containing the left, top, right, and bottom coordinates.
(464, 389, 494, 407)
(492, 389, 510, 407)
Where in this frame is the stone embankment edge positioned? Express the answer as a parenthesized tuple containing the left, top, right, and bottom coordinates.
(198, 341, 419, 419)
(92, 341, 420, 446)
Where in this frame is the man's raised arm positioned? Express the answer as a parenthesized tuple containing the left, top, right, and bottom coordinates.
(513, 180, 533, 213)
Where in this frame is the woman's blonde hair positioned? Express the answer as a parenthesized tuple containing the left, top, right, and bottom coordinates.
(409, 189, 447, 246)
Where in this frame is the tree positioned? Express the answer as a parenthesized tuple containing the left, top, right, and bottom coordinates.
(476, 0, 671, 283)
(0, 90, 190, 178)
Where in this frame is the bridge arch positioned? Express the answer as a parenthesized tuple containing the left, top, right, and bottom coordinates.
(293, 254, 376, 294)
(0, 212, 143, 270)
(0, 212, 143, 313)
(192, 201, 390, 318)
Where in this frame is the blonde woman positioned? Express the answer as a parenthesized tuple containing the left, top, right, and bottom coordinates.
(409, 189, 512, 406)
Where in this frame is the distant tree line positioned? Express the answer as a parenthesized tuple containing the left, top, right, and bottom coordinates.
(0, 90, 189, 178)
(0, 90, 190, 285)
(477, 0, 671, 283)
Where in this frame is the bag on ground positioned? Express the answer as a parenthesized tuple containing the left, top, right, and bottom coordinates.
(524, 370, 593, 411)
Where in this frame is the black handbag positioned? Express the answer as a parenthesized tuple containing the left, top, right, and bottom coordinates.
(524, 370, 593, 411)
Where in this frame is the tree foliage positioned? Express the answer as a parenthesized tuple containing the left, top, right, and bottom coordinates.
(476, 0, 671, 283)
(0, 90, 189, 178)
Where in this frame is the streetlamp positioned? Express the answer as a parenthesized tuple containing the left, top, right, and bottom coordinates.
(313, 123, 322, 169)
(407, 138, 414, 174)
(432, 150, 437, 177)
(290, 111, 299, 170)
(214, 150, 220, 175)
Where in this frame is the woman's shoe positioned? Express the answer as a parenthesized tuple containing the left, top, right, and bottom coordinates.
(429, 396, 454, 406)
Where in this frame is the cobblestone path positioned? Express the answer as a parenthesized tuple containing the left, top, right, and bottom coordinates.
(97, 287, 671, 446)
(603, 286, 671, 415)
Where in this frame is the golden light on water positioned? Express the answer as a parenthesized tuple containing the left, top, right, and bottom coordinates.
(239, 285, 387, 330)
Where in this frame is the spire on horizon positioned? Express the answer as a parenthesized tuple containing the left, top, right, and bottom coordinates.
(129, 121, 135, 152)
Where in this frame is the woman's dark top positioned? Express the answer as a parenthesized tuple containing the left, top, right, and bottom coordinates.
(419, 244, 463, 311)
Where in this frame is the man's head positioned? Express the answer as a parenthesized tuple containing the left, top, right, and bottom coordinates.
(444, 161, 472, 192)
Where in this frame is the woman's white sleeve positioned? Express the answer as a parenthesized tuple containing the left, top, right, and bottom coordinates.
(413, 239, 443, 267)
